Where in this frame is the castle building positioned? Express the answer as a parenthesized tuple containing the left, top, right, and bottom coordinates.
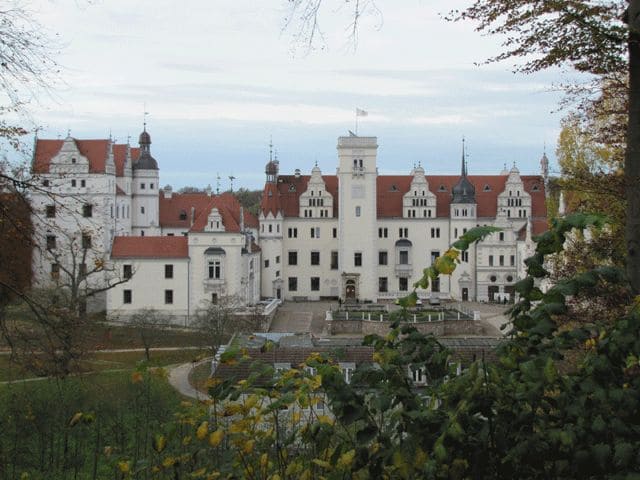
(29, 129, 547, 319)
(30, 128, 260, 321)
(258, 135, 547, 303)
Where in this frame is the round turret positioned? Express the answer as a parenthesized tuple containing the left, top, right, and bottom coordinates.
(133, 128, 158, 170)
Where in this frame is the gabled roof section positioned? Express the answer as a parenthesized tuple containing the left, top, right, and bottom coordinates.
(33, 138, 140, 177)
(111, 236, 188, 259)
(160, 191, 256, 233)
(261, 175, 339, 218)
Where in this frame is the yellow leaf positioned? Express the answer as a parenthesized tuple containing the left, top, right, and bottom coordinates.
(69, 412, 83, 427)
(162, 456, 175, 468)
(196, 421, 209, 440)
(242, 439, 255, 454)
(118, 461, 130, 474)
(153, 434, 166, 453)
(337, 449, 356, 469)
(191, 467, 207, 478)
(312, 459, 332, 470)
(208, 429, 225, 447)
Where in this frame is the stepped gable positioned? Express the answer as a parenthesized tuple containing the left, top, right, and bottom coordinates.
(113, 144, 140, 177)
(262, 175, 339, 217)
(111, 236, 188, 259)
(190, 193, 241, 233)
(33, 138, 141, 177)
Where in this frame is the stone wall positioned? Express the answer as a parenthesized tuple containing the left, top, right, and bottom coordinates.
(328, 319, 487, 336)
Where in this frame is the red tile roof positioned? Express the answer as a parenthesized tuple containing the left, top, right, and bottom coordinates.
(111, 236, 188, 259)
(159, 191, 258, 233)
(261, 174, 546, 220)
(33, 138, 140, 177)
(113, 144, 140, 177)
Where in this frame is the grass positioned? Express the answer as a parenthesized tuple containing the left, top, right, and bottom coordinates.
(0, 348, 210, 382)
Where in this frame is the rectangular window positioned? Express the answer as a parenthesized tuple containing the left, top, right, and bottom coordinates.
(431, 251, 440, 265)
(462, 251, 469, 263)
(378, 250, 388, 265)
(288, 277, 298, 292)
(331, 251, 339, 270)
(354, 252, 362, 267)
(276, 255, 280, 264)
(430, 227, 441, 238)
(82, 234, 92, 249)
(499, 255, 504, 266)
(399, 277, 408, 291)
(264, 259, 270, 268)
(355, 206, 361, 217)
(79, 263, 87, 277)
(333, 228, 337, 238)
(43, 179, 50, 187)
(310, 227, 320, 238)
(510, 255, 515, 266)
(141, 206, 145, 214)
(311, 277, 320, 291)
(499, 232, 505, 241)
(489, 255, 494, 267)
(165, 290, 173, 304)
(82, 204, 93, 217)
(123, 289, 132, 304)
(123, 264, 132, 279)
(211, 293, 218, 304)
(81, 179, 86, 188)
(288, 228, 298, 238)
(432, 278, 440, 292)
(165, 264, 174, 279)
(140, 183, 146, 189)
(399, 250, 409, 265)
(288, 251, 298, 266)
(399, 228, 408, 238)
(378, 227, 388, 238)
(51, 263, 59, 279)
(46, 235, 56, 250)
(310, 251, 320, 266)
(378, 277, 388, 293)
(71, 179, 76, 187)
(46, 205, 56, 218)
(150, 183, 154, 190)
(208, 260, 221, 279)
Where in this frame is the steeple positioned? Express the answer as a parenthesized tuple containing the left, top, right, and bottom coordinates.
(133, 124, 158, 170)
(451, 137, 476, 204)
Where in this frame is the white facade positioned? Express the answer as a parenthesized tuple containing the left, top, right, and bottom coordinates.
(258, 135, 547, 303)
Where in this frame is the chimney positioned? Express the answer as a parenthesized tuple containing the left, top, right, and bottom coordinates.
(294, 168, 301, 179)
(239, 206, 245, 232)
(190, 206, 196, 227)
(163, 185, 173, 199)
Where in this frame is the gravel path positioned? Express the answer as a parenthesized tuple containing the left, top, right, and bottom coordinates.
(167, 358, 212, 401)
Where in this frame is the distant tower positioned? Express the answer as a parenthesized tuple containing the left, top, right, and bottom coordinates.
(131, 125, 160, 235)
(540, 149, 550, 198)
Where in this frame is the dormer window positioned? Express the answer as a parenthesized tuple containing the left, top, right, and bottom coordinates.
(390, 185, 398, 192)
(438, 185, 447, 192)
(288, 184, 296, 192)
(484, 184, 491, 192)
(532, 184, 540, 191)
(179, 210, 187, 220)
(71, 158, 76, 164)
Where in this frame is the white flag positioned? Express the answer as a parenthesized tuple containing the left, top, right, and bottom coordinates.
(356, 108, 368, 117)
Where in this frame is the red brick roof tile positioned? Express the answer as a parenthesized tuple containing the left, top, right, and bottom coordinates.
(261, 174, 546, 219)
(33, 138, 140, 177)
(111, 236, 188, 259)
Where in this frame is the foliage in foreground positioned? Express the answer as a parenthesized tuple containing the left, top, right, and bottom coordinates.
(98, 217, 637, 479)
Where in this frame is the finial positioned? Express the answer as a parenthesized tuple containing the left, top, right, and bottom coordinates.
(315, 159, 318, 167)
(67, 128, 71, 138)
(143, 103, 149, 131)
(127, 134, 131, 145)
(229, 175, 236, 193)
(461, 136, 467, 177)
(418, 160, 422, 168)
(269, 136, 273, 162)
(274, 148, 278, 163)
(216, 173, 221, 195)
(543, 141, 546, 154)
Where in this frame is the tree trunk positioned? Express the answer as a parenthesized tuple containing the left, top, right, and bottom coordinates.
(626, 0, 640, 295)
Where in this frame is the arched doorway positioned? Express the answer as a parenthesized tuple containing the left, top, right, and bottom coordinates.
(345, 280, 356, 299)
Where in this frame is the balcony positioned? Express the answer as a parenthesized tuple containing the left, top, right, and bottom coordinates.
(395, 263, 413, 277)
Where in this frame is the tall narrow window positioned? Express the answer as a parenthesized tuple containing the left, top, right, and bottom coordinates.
(354, 252, 362, 267)
(46, 235, 56, 250)
(165, 290, 173, 304)
(123, 264, 132, 279)
(82, 204, 93, 218)
(165, 264, 174, 279)
(46, 205, 56, 218)
(310, 251, 320, 265)
(331, 251, 339, 270)
(82, 234, 91, 249)
(123, 290, 132, 304)
(310, 277, 320, 291)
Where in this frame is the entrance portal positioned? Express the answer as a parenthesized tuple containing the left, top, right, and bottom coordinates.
(345, 280, 356, 299)
(488, 285, 499, 302)
(462, 287, 469, 301)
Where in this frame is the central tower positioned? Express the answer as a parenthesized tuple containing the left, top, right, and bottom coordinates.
(337, 135, 378, 302)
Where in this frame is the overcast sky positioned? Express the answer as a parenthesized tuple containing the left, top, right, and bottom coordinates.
(25, 0, 574, 190)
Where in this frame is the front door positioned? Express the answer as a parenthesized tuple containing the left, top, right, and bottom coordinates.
(462, 288, 469, 301)
(346, 284, 356, 299)
(488, 286, 499, 302)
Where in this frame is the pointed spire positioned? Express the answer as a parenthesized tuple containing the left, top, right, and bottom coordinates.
(461, 137, 467, 177)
